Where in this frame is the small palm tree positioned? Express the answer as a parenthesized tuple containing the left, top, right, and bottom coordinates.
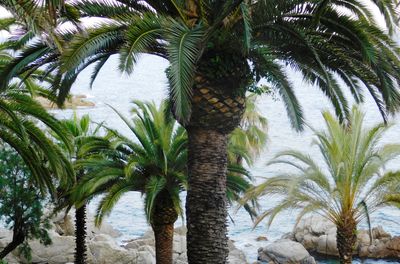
(244, 106, 400, 264)
(73, 100, 256, 264)
(74, 101, 187, 264)
(55, 114, 102, 264)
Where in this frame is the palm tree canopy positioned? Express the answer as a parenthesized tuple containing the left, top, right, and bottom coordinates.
(73, 100, 188, 225)
(244, 106, 400, 229)
(1, 0, 400, 130)
(0, 84, 74, 195)
(0, 25, 74, 194)
(72, 100, 257, 224)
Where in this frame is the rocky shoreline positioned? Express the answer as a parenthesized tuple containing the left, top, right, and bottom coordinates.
(35, 94, 95, 109)
(0, 211, 247, 264)
(2, 213, 400, 263)
(257, 216, 400, 263)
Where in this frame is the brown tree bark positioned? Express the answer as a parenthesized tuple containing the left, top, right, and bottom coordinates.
(336, 215, 357, 264)
(183, 73, 246, 264)
(151, 191, 178, 264)
(0, 224, 24, 259)
(152, 223, 175, 264)
(186, 128, 230, 264)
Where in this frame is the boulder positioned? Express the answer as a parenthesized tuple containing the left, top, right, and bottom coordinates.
(288, 216, 400, 260)
(26, 230, 76, 264)
(258, 239, 316, 264)
(88, 239, 137, 264)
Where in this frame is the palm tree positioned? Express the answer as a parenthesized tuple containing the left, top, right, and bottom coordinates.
(1, 1, 400, 262)
(55, 114, 102, 264)
(244, 106, 400, 264)
(73, 100, 255, 264)
(75, 100, 187, 264)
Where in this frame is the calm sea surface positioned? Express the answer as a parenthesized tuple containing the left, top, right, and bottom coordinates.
(54, 55, 400, 263)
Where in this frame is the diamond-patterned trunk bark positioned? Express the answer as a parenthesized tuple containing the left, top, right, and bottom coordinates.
(186, 76, 246, 264)
(188, 75, 246, 133)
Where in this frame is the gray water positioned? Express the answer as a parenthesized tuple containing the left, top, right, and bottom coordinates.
(54, 55, 400, 263)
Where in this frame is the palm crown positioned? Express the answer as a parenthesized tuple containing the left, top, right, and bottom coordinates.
(1, 0, 399, 128)
(244, 106, 400, 262)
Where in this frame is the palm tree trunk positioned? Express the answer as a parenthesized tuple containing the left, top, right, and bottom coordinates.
(151, 191, 178, 264)
(186, 128, 229, 264)
(336, 215, 357, 264)
(152, 223, 175, 264)
(74, 204, 87, 264)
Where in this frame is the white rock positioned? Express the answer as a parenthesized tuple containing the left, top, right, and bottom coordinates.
(89, 240, 137, 264)
(316, 234, 339, 256)
(136, 251, 155, 264)
(28, 230, 76, 264)
(258, 239, 316, 264)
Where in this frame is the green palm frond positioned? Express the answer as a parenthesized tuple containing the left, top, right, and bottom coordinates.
(245, 105, 400, 229)
(61, 23, 124, 71)
(165, 21, 204, 124)
(144, 176, 167, 221)
(0, 87, 73, 195)
(119, 13, 164, 74)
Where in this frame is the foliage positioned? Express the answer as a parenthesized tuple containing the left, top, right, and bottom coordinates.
(1, 0, 399, 129)
(0, 147, 52, 261)
(0, 85, 74, 194)
(0, 22, 74, 195)
(229, 94, 268, 166)
(72, 100, 257, 224)
(244, 106, 400, 230)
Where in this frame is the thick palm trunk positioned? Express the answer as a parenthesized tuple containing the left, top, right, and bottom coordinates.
(151, 191, 178, 264)
(74, 204, 87, 264)
(186, 128, 230, 263)
(183, 73, 246, 264)
(336, 215, 357, 264)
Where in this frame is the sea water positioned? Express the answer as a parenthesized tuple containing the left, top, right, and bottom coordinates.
(53, 55, 400, 263)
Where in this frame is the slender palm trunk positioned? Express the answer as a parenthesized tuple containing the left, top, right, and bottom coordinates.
(151, 191, 178, 264)
(336, 215, 357, 264)
(186, 128, 229, 264)
(74, 204, 87, 264)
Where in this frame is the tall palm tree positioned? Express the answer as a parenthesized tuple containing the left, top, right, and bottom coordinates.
(1, 1, 400, 262)
(244, 106, 400, 264)
(73, 100, 255, 264)
(54, 114, 102, 264)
